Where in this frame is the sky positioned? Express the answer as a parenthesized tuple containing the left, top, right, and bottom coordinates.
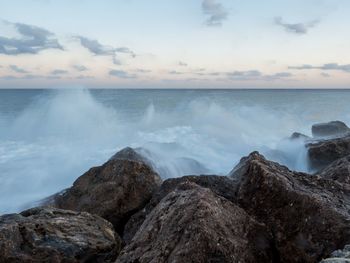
(0, 0, 349, 89)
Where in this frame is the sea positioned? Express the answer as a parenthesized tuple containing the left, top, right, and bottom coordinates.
(1, 88, 350, 213)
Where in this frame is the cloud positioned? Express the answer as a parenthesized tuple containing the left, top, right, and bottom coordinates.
(51, 69, 68, 75)
(0, 21, 63, 55)
(321, 72, 331, 77)
(109, 69, 137, 79)
(274, 17, 319, 34)
(178, 61, 188, 67)
(202, 0, 229, 26)
(289, 63, 350, 72)
(226, 70, 293, 81)
(168, 70, 184, 75)
(76, 36, 136, 65)
(76, 36, 114, 56)
(72, 65, 88, 71)
(115, 47, 136, 57)
(9, 65, 29, 74)
(135, 69, 152, 73)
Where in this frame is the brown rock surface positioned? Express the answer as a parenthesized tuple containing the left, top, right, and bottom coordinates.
(307, 135, 350, 171)
(117, 182, 274, 263)
(0, 207, 121, 263)
(122, 174, 239, 244)
(53, 148, 162, 234)
(233, 152, 350, 263)
(316, 155, 350, 184)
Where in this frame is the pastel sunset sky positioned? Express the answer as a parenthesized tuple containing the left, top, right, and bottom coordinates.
(0, 0, 349, 88)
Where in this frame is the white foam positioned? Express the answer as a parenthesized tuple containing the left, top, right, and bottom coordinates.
(0, 89, 316, 213)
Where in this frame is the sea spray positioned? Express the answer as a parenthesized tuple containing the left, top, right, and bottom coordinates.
(1, 88, 349, 213)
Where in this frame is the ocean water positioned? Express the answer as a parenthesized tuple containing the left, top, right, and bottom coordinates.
(1, 88, 350, 213)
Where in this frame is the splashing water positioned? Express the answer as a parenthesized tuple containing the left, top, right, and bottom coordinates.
(1, 88, 350, 213)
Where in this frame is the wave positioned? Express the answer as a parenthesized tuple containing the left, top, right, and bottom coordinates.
(0, 89, 316, 213)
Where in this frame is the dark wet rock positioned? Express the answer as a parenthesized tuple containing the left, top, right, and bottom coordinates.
(320, 245, 350, 262)
(235, 152, 350, 263)
(290, 132, 311, 140)
(117, 182, 274, 263)
(307, 135, 350, 171)
(316, 155, 350, 184)
(0, 207, 121, 263)
(312, 121, 350, 138)
(122, 174, 238, 244)
(53, 149, 162, 235)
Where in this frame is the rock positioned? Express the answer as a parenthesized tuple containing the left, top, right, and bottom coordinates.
(235, 152, 350, 263)
(307, 135, 350, 171)
(316, 155, 350, 184)
(290, 132, 311, 140)
(110, 147, 152, 166)
(122, 174, 238, 244)
(117, 182, 274, 263)
(312, 121, 350, 138)
(53, 148, 162, 234)
(320, 245, 350, 262)
(111, 147, 209, 178)
(0, 207, 121, 263)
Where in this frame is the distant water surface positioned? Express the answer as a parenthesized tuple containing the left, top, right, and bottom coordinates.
(1, 88, 350, 213)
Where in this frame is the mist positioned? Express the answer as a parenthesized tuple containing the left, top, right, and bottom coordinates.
(1, 88, 349, 213)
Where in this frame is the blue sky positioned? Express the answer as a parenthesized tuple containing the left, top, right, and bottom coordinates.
(0, 0, 349, 88)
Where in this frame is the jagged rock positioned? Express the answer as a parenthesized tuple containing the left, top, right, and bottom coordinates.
(53, 148, 162, 234)
(307, 135, 350, 171)
(0, 207, 121, 263)
(117, 182, 274, 263)
(320, 245, 350, 262)
(122, 175, 238, 244)
(316, 155, 350, 184)
(312, 121, 350, 138)
(234, 152, 350, 263)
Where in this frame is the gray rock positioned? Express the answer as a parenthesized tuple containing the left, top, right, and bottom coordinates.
(312, 121, 350, 138)
(0, 207, 121, 263)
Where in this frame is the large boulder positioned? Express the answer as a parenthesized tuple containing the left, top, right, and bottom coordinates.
(0, 207, 121, 263)
(312, 121, 350, 138)
(307, 135, 350, 171)
(122, 175, 239, 244)
(233, 152, 350, 263)
(53, 148, 162, 234)
(316, 155, 350, 184)
(117, 182, 274, 263)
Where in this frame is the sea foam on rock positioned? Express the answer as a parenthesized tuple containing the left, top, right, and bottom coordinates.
(5, 121, 350, 262)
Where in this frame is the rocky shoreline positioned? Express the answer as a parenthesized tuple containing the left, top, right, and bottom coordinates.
(2, 121, 350, 262)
